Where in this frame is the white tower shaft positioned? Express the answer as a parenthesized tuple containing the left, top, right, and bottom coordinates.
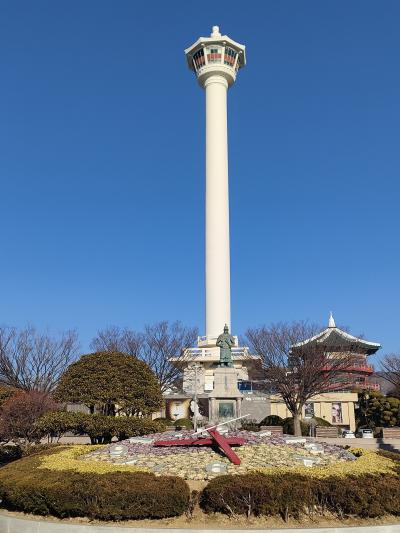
(185, 26, 246, 344)
(205, 75, 230, 339)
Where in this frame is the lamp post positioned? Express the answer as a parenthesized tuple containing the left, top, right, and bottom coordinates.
(364, 392, 370, 427)
(191, 363, 202, 431)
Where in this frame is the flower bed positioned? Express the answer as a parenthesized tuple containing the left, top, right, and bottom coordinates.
(0, 445, 398, 522)
(0, 446, 190, 520)
(81, 429, 355, 480)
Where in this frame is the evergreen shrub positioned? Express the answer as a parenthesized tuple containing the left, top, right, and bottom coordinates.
(240, 418, 260, 432)
(282, 416, 334, 436)
(174, 418, 193, 429)
(36, 411, 166, 444)
(259, 415, 284, 427)
(200, 472, 400, 519)
(0, 444, 22, 464)
(0, 448, 190, 520)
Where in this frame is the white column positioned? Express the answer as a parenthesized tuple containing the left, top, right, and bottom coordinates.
(204, 74, 230, 340)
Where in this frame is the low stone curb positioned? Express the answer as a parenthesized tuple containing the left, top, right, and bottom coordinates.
(0, 514, 399, 533)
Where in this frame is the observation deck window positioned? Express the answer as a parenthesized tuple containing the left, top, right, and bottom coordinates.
(206, 46, 222, 63)
(193, 48, 205, 71)
(224, 46, 237, 67)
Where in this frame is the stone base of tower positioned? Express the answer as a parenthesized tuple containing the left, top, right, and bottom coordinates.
(208, 367, 243, 423)
(164, 338, 262, 425)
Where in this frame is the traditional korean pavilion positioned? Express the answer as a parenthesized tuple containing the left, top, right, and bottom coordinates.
(290, 313, 381, 392)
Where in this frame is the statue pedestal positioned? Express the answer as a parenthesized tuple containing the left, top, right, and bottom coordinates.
(209, 367, 243, 423)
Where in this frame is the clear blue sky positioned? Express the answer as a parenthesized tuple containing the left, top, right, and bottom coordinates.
(1, 1, 399, 363)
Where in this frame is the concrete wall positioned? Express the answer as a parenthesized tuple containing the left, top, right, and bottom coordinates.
(240, 394, 271, 422)
(270, 392, 358, 431)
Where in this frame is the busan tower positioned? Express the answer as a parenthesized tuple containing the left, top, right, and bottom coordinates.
(185, 26, 246, 346)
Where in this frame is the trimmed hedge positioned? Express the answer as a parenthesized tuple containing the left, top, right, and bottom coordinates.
(241, 418, 260, 432)
(36, 411, 167, 444)
(174, 418, 193, 429)
(282, 416, 335, 436)
(200, 471, 400, 519)
(259, 415, 284, 427)
(0, 447, 190, 520)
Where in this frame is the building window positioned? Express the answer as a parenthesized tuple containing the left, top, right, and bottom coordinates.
(331, 402, 343, 424)
(207, 46, 222, 63)
(193, 49, 205, 71)
(219, 402, 234, 418)
(304, 403, 314, 418)
(224, 46, 237, 66)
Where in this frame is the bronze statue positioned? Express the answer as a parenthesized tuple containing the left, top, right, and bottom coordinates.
(216, 324, 235, 367)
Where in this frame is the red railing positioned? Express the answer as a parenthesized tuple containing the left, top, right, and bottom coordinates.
(322, 364, 374, 374)
(323, 380, 381, 392)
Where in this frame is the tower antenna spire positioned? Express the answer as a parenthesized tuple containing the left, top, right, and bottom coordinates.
(211, 25, 221, 37)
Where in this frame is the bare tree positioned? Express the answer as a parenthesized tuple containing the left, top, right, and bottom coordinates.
(91, 321, 198, 393)
(246, 321, 357, 436)
(0, 326, 79, 393)
(380, 354, 400, 392)
(90, 325, 143, 355)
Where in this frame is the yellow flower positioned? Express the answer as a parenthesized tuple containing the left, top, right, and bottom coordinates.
(38, 446, 149, 475)
(256, 448, 397, 478)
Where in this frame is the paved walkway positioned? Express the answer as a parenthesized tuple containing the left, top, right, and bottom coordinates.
(0, 514, 400, 533)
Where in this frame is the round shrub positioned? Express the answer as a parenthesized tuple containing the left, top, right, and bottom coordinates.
(55, 351, 163, 417)
(259, 415, 284, 427)
(174, 418, 193, 429)
(0, 447, 190, 520)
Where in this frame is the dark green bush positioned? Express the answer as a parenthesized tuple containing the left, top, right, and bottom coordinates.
(35, 411, 88, 442)
(36, 412, 167, 444)
(241, 418, 260, 432)
(154, 417, 172, 424)
(200, 472, 400, 519)
(282, 417, 309, 436)
(259, 415, 284, 427)
(111, 417, 167, 441)
(313, 417, 332, 427)
(174, 418, 193, 429)
(200, 473, 316, 519)
(82, 414, 166, 444)
(316, 474, 400, 518)
(0, 444, 22, 464)
(0, 448, 190, 520)
(281, 416, 333, 436)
